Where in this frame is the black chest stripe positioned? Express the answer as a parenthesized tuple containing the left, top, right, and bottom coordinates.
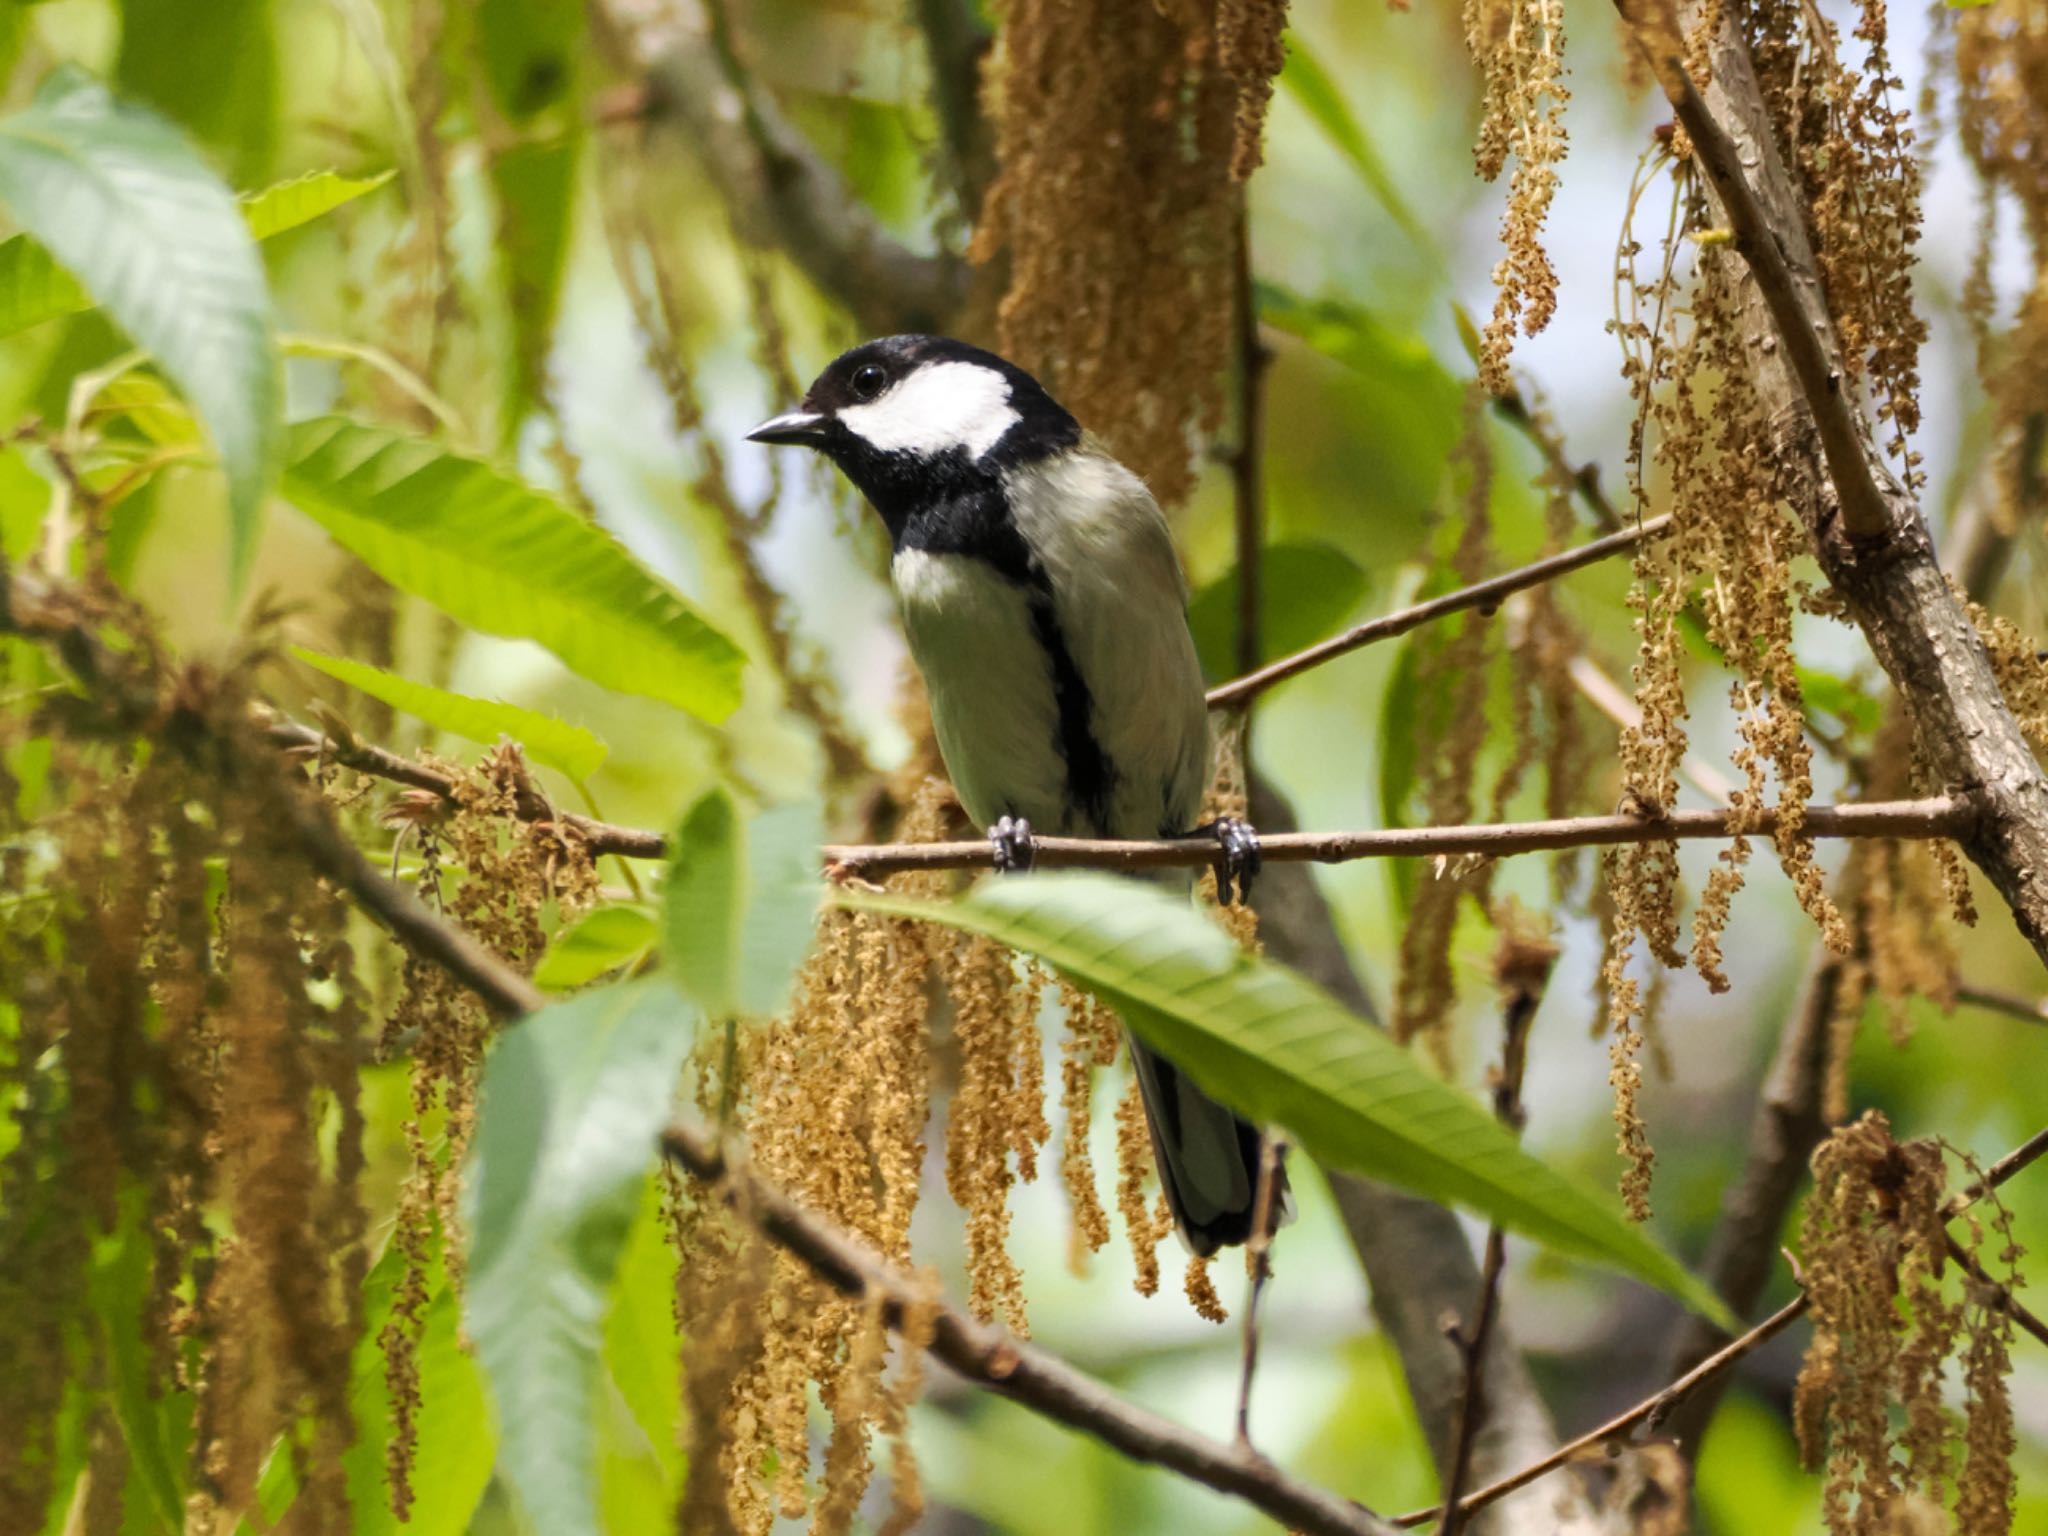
(1025, 585, 1114, 835)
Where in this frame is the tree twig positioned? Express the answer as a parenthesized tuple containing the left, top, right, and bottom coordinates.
(1955, 984, 2048, 1029)
(661, 1120, 1402, 1536)
(1235, 1134, 1286, 1449)
(822, 797, 1972, 880)
(1438, 936, 1550, 1536)
(1402, 1116, 2048, 1529)
(1615, 3, 2048, 967)
(1944, 1232, 2048, 1352)
(1205, 514, 1671, 710)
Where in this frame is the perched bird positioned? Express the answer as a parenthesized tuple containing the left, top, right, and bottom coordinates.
(749, 334, 1280, 1256)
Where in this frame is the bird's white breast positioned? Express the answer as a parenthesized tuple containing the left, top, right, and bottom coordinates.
(892, 546, 1071, 831)
(841, 361, 1021, 460)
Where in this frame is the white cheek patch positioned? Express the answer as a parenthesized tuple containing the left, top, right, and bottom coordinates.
(838, 360, 1020, 460)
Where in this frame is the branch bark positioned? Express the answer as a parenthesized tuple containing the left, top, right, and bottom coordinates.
(1205, 514, 1670, 710)
(660, 1119, 1402, 1536)
(604, 2, 971, 336)
(1615, 5, 2048, 966)
(822, 797, 1971, 879)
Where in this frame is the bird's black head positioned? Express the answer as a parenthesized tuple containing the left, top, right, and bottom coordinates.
(747, 335, 1080, 540)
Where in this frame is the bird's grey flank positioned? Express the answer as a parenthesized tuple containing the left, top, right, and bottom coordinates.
(750, 333, 1281, 1256)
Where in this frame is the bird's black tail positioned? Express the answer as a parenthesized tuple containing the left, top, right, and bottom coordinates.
(1126, 1032, 1288, 1257)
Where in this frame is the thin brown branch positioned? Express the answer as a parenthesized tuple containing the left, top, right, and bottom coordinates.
(1617, 4, 2048, 967)
(1438, 943, 1550, 1536)
(1396, 1295, 1808, 1529)
(661, 1121, 1401, 1536)
(1944, 1233, 2048, 1353)
(823, 797, 1973, 880)
(1403, 1117, 2048, 1529)
(1205, 514, 1671, 710)
(1956, 984, 2048, 1029)
(605, 4, 970, 336)
(1235, 1134, 1285, 1449)
(1617, 12, 1895, 543)
(265, 719, 669, 860)
(1490, 380, 1625, 534)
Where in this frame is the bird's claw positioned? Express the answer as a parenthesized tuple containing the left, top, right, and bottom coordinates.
(1195, 815, 1261, 906)
(989, 815, 1036, 874)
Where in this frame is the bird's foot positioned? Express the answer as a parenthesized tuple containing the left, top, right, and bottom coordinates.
(989, 815, 1036, 875)
(1189, 815, 1261, 906)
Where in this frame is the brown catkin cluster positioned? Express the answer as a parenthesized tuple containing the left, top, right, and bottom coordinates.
(0, 590, 366, 1535)
(376, 745, 599, 1512)
(1793, 1113, 2022, 1536)
(1057, 976, 1122, 1270)
(1952, 0, 2048, 535)
(973, 0, 1252, 502)
(1218, 0, 1291, 180)
(1973, 602, 2048, 758)
(1750, 0, 1926, 479)
(1392, 392, 1500, 1067)
(1466, 0, 1571, 394)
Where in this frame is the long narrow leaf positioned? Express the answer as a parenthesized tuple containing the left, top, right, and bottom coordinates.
(851, 874, 1735, 1328)
(466, 981, 696, 1536)
(281, 417, 746, 719)
(0, 69, 280, 589)
(291, 646, 609, 782)
(661, 788, 823, 1020)
(0, 167, 391, 344)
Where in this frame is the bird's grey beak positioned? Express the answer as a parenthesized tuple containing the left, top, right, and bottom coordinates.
(746, 410, 828, 447)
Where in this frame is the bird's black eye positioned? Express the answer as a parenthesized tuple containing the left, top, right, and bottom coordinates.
(850, 363, 887, 401)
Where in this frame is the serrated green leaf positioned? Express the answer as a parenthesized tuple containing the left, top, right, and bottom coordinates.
(290, 646, 610, 782)
(1187, 541, 1367, 681)
(536, 905, 658, 991)
(0, 168, 388, 348)
(850, 875, 1736, 1328)
(0, 69, 280, 591)
(466, 980, 695, 1536)
(280, 416, 746, 719)
(117, 0, 278, 186)
(240, 167, 394, 240)
(1279, 35, 1427, 247)
(661, 788, 823, 1020)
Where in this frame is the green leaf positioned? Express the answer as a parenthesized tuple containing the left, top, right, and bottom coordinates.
(660, 788, 824, 1021)
(240, 167, 394, 240)
(490, 135, 579, 444)
(0, 234, 87, 339)
(1279, 36, 1427, 247)
(850, 875, 1736, 1328)
(1187, 541, 1367, 681)
(0, 440, 49, 560)
(117, 0, 278, 185)
(91, 1186, 188, 1530)
(1259, 281, 1461, 526)
(0, 70, 281, 591)
(290, 646, 610, 782)
(478, 0, 585, 121)
(536, 905, 658, 991)
(280, 417, 746, 719)
(0, 168, 389, 347)
(466, 980, 696, 1536)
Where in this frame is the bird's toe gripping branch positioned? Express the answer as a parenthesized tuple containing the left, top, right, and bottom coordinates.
(989, 815, 1036, 874)
(1191, 815, 1261, 906)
